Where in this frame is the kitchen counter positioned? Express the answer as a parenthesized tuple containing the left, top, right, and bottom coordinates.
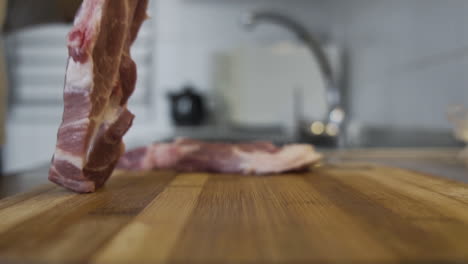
(325, 147, 467, 182)
(0, 148, 467, 264)
(1, 148, 465, 198)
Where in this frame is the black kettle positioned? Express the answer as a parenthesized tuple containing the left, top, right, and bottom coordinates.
(168, 85, 206, 126)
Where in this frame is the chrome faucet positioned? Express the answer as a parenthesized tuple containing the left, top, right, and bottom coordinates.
(240, 11, 345, 146)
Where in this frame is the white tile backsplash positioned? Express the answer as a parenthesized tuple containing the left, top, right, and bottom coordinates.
(328, 0, 468, 130)
(153, 0, 468, 131)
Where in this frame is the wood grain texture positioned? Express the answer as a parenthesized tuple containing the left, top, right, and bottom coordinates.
(0, 164, 468, 264)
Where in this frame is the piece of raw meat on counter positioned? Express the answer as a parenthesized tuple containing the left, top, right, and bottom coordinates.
(118, 138, 322, 174)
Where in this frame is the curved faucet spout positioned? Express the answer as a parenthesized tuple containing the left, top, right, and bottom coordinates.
(241, 11, 333, 82)
(240, 11, 345, 131)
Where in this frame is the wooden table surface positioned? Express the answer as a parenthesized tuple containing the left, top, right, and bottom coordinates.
(0, 148, 467, 264)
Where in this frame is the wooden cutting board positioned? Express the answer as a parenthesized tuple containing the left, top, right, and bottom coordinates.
(1, 163, 468, 264)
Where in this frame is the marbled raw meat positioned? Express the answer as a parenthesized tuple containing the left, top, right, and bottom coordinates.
(118, 138, 323, 174)
(49, 0, 149, 193)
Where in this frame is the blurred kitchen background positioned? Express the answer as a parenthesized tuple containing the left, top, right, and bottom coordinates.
(0, 0, 467, 173)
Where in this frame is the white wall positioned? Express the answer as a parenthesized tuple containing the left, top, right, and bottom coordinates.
(328, 0, 468, 130)
(153, 0, 468, 131)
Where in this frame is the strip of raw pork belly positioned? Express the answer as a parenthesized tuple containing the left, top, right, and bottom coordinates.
(117, 138, 323, 174)
(49, 0, 149, 193)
